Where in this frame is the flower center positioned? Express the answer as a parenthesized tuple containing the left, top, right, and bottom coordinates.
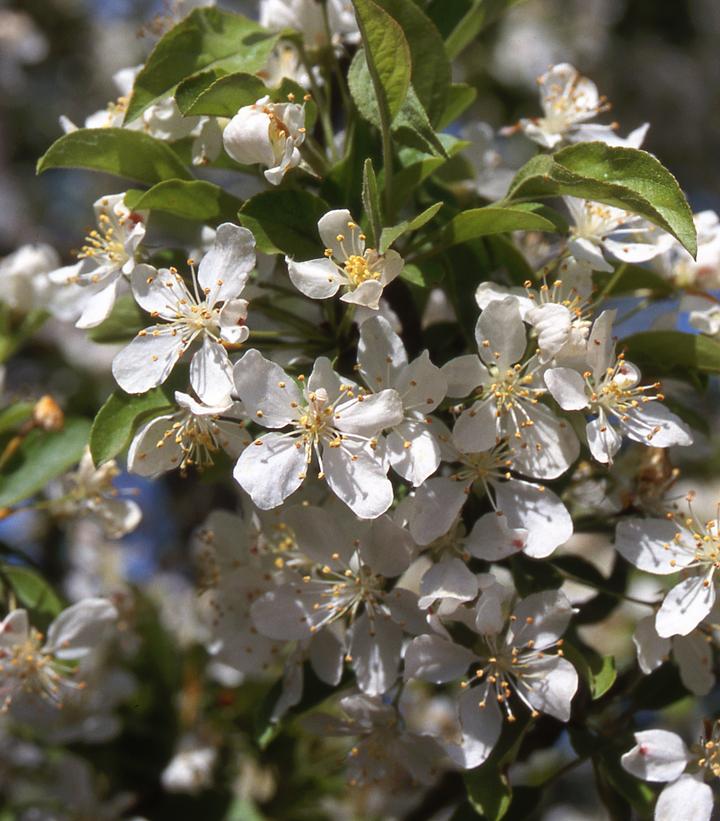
(77, 213, 127, 266)
(344, 254, 380, 287)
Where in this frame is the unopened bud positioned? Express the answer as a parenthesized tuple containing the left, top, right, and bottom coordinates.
(33, 396, 64, 431)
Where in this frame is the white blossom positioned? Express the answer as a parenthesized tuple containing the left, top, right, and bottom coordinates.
(515, 63, 648, 149)
(442, 297, 580, 479)
(614, 496, 720, 637)
(128, 391, 249, 476)
(404, 589, 578, 768)
(259, 0, 359, 50)
(112, 223, 256, 405)
(0, 242, 60, 313)
(622, 726, 717, 821)
(161, 734, 217, 794)
(287, 210, 404, 311)
(223, 95, 307, 185)
(357, 315, 447, 485)
(565, 196, 672, 274)
(655, 210, 720, 290)
(47, 447, 141, 539)
(0, 599, 117, 710)
(544, 310, 692, 464)
(49, 193, 147, 329)
(233, 351, 403, 517)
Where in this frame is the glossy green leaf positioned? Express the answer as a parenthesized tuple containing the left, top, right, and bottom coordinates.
(125, 180, 243, 224)
(125, 8, 278, 123)
(442, 0, 530, 59)
(175, 70, 267, 116)
(437, 203, 558, 249)
(374, 0, 451, 124)
(380, 202, 443, 252)
(0, 403, 33, 436)
(437, 83, 478, 130)
(0, 417, 91, 506)
(239, 190, 329, 260)
(465, 766, 512, 820)
(1, 565, 63, 621)
(90, 389, 174, 466)
(563, 638, 617, 700)
(37, 129, 192, 184)
(88, 294, 146, 344)
(362, 159, 382, 248)
(507, 143, 696, 256)
(621, 330, 720, 375)
(352, 0, 411, 122)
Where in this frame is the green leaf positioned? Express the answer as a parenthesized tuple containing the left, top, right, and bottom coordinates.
(401, 260, 444, 287)
(362, 159, 383, 248)
(0, 403, 33, 436)
(90, 389, 174, 466)
(563, 637, 617, 700)
(621, 330, 720, 375)
(437, 203, 558, 249)
(465, 765, 512, 820)
(125, 8, 278, 123)
(238, 190, 329, 260)
(349, 53, 446, 157)
(37, 129, 192, 185)
(373, 0, 451, 125)
(380, 202, 443, 252)
(88, 294, 145, 344)
(506, 143, 697, 256)
(438, 83, 478, 130)
(594, 263, 675, 297)
(175, 71, 267, 116)
(1, 565, 63, 621)
(443, 0, 530, 59)
(510, 555, 563, 597)
(124, 180, 243, 224)
(351, 0, 412, 122)
(0, 418, 91, 506)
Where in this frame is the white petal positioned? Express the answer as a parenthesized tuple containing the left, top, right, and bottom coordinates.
(318, 209, 355, 261)
(130, 265, 188, 318)
(223, 106, 275, 167)
(197, 223, 255, 305)
(586, 310, 616, 381)
(403, 634, 476, 684)
(387, 420, 441, 486)
(466, 511, 528, 561)
(453, 400, 498, 454)
(340, 280, 383, 309)
(515, 655, 578, 721)
(614, 518, 693, 575)
(190, 338, 233, 406)
(0, 610, 29, 648)
(447, 687, 502, 769)
(621, 402, 693, 449)
(441, 354, 486, 398)
(508, 590, 574, 650)
(287, 257, 342, 299)
(357, 315, 408, 388)
(655, 776, 713, 821)
(568, 235, 613, 272)
(321, 443, 394, 519)
(284, 504, 357, 565)
(494, 479, 573, 559)
(544, 367, 589, 410)
(233, 431, 306, 509)
(219, 298, 250, 345)
(334, 389, 403, 436)
(310, 628, 344, 686)
(397, 351, 447, 413)
(656, 574, 715, 638)
(418, 558, 478, 609)
(250, 586, 314, 640)
(586, 415, 623, 464)
(509, 403, 579, 480)
(45, 598, 117, 660)
(621, 730, 691, 782)
(673, 632, 714, 695)
(475, 297, 526, 369)
(350, 611, 402, 696)
(474, 583, 510, 635)
(232, 349, 301, 427)
(384, 588, 428, 635)
(408, 476, 467, 545)
(112, 329, 185, 394)
(527, 303, 572, 361)
(128, 413, 184, 476)
(633, 615, 670, 674)
(362, 515, 415, 577)
(75, 279, 120, 329)
(603, 237, 664, 264)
